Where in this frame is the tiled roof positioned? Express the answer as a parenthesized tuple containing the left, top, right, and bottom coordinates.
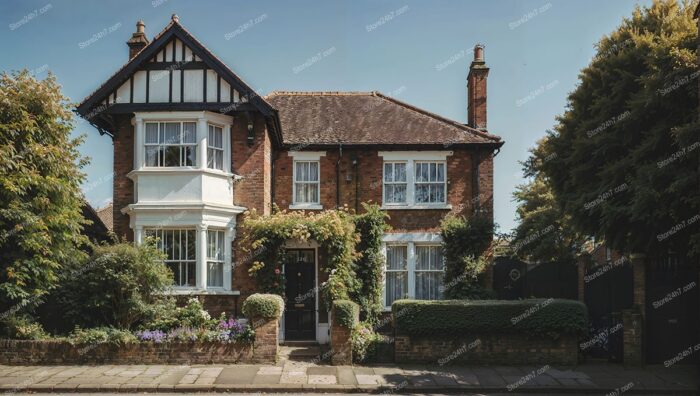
(96, 203, 114, 231)
(265, 91, 502, 146)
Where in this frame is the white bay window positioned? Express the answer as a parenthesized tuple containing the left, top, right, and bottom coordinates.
(144, 121, 197, 167)
(147, 229, 197, 287)
(207, 124, 224, 170)
(206, 229, 225, 288)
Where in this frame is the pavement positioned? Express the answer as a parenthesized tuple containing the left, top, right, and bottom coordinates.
(0, 347, 697, 394)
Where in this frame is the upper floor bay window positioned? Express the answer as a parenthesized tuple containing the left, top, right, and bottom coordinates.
(379, 152, 452, 209)
(207, 124, 224, 170)
(145, 121, 197, 167)
(294, 160, 320, 204)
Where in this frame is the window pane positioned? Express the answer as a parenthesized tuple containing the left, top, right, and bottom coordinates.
(183, 122, 196, 144)
(164, 146, 180, 166)
(186, 230, 196, 260)
(436, 163, 445, 182)
(186, 262, 196, 286)
(384, 163, 393, 182)
(306, 184, 318, 203)
(308, 162, 318, 182)
(395, 163, 406, 182)
(416, 246, 430, 270)
(415, 163, 428, 182)
(415, 184, 429, 203)
(164, 122, 181, 145)
(295, 162, 305, 182)
(386, 246, 407, 270)
(145, 146, 158, 166)
(145, 123, 159, 143)
(434, 184, 445, 203)
(386, 272, 407, 306)
(207, 262, 223, 287)
(415, 272, 443, 300)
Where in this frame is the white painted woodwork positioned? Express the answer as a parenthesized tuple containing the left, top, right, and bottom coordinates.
(206, 70, 218, 102)
(116, 79, 130, 103)
(183, 70, 203, 102)
(172, 70, 181, 102)
(220, 80, 231, 102)
(132, 71, 147, 102)
(148, 70, 169, 102)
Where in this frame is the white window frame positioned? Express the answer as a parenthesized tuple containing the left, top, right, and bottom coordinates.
(414, 244, 445, 301)
(378, 151, 453, 210)
(288, 151, 326, 210)
(144, 121, 197, 168)
(207, 123, 225, 171)
(381, 233, 444, 310)
(206, 229, 225, 288)
(383, 161, 408, 205)
(384, 244, 409, 307)
(414, 161, 447, 204)
(146, 228, 198, 288)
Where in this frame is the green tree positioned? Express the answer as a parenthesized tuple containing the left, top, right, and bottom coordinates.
(532, 0, 700, 256)
(511, 148, 583, 263)
(0, 71, 89, 313)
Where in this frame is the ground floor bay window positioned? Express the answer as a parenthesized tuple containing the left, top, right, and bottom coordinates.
(382, 234, 445, 309)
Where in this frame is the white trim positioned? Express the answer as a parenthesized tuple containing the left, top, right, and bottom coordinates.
(288, 151, 326, 160)
(134, 111, 233, 125)
(382, 233, 443, 243)
(163, 289, 241, 296)
(378, 151, 453, 161)
(127, 167, 238, 180)
(381, 204, 452, 210)
(292, 159, 321, 208)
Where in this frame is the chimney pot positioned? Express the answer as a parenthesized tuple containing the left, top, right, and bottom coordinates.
(136, 20, 145, 33)
(171, 14, 179, 23)
(474, 44, 485, 62)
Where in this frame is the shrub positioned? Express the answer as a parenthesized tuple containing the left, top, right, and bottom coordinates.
(68, 327, 136, 345)
(0, 315, 48, 340)
(333, 300, 359, 328)
(351, 203, 389, 325)
(242, 294, 285, 319)
(351, 322, 390, 363)
(49, 240, 172, 331)
(393, 299, 588, 339)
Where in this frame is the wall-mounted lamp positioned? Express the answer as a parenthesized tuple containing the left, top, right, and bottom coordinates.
(247, 121, 254, 146)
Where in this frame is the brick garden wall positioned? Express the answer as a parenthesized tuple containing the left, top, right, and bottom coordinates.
(0, 340, 254, 365)
(394, 333, 578, 365)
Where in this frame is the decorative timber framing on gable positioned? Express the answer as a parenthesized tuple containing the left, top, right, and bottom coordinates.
(75, 15, 282, 145)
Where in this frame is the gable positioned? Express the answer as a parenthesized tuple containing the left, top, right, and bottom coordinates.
(76, 18, 281, 144)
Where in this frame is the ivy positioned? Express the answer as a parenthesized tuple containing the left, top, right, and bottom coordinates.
(350, 203, 389, 325)
(440, 214, 494, 299)
(240, 207, 359, 308)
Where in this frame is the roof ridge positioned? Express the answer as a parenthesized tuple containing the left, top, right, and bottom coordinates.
(266, 91, 375, 97)
(373, 92, 501, 142)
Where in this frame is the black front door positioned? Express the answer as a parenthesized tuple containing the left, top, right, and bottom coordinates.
(284, 249, 316, 341)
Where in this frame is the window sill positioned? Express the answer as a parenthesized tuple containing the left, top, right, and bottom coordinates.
(289, 203, 323, 210)
(380, 204, 452, 210)
(162, 288, 241, 296)
(128, 167, 237, 180)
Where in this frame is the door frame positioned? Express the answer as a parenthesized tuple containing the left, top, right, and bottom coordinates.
(280, 240, 320, 343)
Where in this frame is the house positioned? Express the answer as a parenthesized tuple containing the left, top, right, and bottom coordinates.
(76, 15, 503, 343)
(95, 203, 114, 232)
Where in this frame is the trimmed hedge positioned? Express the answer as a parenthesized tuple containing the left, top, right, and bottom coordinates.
(242, 294, 284, 319)
(393, 299, 588, 338)
(333, 300, 359, 328)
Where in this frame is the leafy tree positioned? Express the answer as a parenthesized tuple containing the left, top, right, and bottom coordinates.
(43, 241, 172, 331)
(511, 149, 583, 263)
(0, 70, 89, 313)
(351, 203, 389, 325)
(531, 0, 700, 257)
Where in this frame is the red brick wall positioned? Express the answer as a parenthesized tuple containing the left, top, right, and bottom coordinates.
(112, 117, 134, 241)
(272, 147, 495, 233)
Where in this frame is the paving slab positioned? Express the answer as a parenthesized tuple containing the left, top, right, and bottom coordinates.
(308, 374, 337, 384)
(215, 366, 258, 384)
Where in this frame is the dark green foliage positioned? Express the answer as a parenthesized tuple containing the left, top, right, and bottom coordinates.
(531, 0, 700, 257)
(392, 299, 588, 338)
(68, 327, 137, 345)
(332, 299, 359, 328)
(140, 298, 213, 331)
(351, 203, 389, 324)
(45, 241, 173, 331)
(241, 293, 285, 319)
(511, 174, 583, 263)
(0, 314, 48, 340)
(439, 215, 494, 299)
(351, 321, 392, 363)
(0, 70, 89, 313)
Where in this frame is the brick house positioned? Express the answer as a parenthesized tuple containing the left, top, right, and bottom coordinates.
(76, 16, 503, 343)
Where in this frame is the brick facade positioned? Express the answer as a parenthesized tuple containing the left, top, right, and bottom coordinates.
(112, 116, 135, 241)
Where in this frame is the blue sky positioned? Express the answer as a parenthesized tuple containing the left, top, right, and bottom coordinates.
(0, 0, 652, 233)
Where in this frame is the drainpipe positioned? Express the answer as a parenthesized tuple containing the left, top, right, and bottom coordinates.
(473, 148, 481, 215)
(336, 144, 343, 208)
(271, 149, 279, 213)
(353, 154, 359, 212)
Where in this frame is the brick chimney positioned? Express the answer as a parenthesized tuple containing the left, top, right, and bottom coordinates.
(467, 44, 489, 130)
(127, 20, 149, 60)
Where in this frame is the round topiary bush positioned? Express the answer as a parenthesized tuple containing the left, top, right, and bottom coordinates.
(332, 299, 359, 328)
(242, 294, 285, 319)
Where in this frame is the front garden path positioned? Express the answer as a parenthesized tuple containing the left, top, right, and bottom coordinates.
(0, 348, 696, 394)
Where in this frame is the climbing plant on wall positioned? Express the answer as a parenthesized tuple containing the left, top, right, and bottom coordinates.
(240, 207, 360, 306)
